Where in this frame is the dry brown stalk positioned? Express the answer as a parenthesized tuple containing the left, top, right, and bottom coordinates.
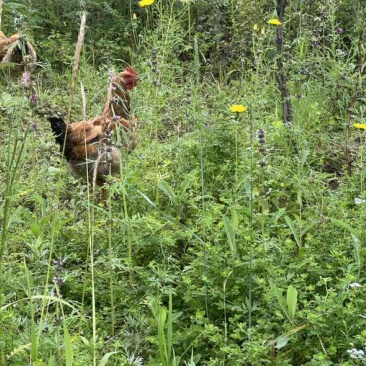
(67, 11, 87, 124)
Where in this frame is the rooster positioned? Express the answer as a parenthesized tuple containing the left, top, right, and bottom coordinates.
(102, 67, 139, 119)
(0, 31, 21, 58)
(0, 31, 37, 73)
(48, 67, 139, 203)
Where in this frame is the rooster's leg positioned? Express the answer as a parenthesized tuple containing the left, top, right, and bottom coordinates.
(96, 177, 109, 207)
(102, 186, 109, 206)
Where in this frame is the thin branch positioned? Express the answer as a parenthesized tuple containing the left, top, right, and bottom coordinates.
(67, 11, 87, 124)
(276, 0, 293, 125)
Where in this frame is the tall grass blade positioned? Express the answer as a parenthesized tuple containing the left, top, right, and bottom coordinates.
(63, 319, 73, 366)
(159, 180, 178, 204)
(351, 233, 362, 278)
(330, 218, 361, 238)
(157, 304, 168, 365)
(273, 286, 289, 321)
(167, 291, 173, 363)
(271, 324, 307, 349)
(284, 215, 301, 248)
(24, 259, 38, 363)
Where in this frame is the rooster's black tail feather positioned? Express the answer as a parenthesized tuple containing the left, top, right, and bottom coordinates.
(48, 116, 66, 151)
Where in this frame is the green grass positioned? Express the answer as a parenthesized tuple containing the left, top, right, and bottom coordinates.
(1, 0, 366, 365)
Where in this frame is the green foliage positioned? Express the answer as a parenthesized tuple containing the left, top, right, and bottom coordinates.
(1, 0, 366, 365)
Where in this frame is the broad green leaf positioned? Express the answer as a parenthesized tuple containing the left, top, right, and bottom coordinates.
(300, 149, 310, 164)
(159, 180, 177, 204)
(275, 336, 290, 349)
(223, 215, 237, 257)
(230, 208, 239, 230)
(272, 286, 288, 320)
(284, 216, 300, 248)
(30, 222, 42, 238)
(180, 177, 192, 195)
(286, 285, 298, 323)
(98, 352, 119, 366)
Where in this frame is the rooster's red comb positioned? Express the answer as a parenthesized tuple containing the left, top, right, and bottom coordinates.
(118, 66, 139, 90)
(123, 66, 139, 79)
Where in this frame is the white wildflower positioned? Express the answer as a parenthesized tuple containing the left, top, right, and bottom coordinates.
(335, 48, 346, 57)
(354, 197, 366, 205)
(349, 282, 362, 289)
(347, 348, 365, 359)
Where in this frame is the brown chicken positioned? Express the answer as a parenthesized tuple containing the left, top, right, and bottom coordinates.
(0, 31, 21, 58)
(0, 31, 37, 73)
(102, 67, 139, 119)
(48, 66, 139, 203)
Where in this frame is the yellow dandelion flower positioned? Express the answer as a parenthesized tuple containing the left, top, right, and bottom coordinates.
(354, 123, 366, 130)
(132, 13, 137, 20)
(139, 0, 154, 7)
(268, 19, 282, 26)
(253, 23, 258, 31)
(230, 105, 247, 113)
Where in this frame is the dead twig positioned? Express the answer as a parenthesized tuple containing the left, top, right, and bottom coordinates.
(67, 11, 87, 124)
